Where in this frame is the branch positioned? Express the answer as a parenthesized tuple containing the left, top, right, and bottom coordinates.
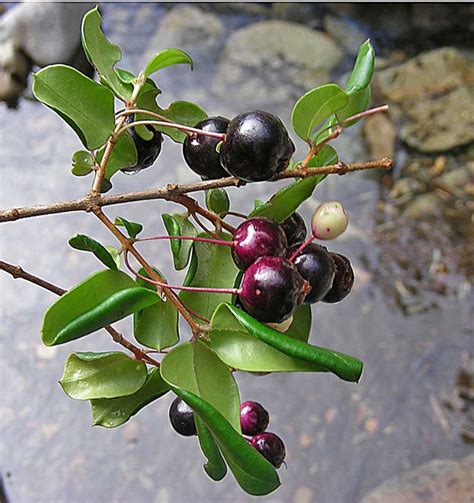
(0, 260, 160, 366)
(0, 158, 393, 223)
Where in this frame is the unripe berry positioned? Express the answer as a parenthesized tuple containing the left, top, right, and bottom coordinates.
(311, 201, 348, 240)
(240, 401, 270, 435)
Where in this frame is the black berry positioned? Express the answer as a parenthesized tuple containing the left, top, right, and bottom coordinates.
(183, 116, 230, 179)
(169, 397, 196, 436)
(240, 401, 270, 435)
(281, 212, 307, 246)
(250, 432, 286, 468)
(232, 217, 288, 271)
(240, 256, 309, 323)
(220, 110, 295, 182)
(322, 253, 354, 303)
(288, 243, 335, 304)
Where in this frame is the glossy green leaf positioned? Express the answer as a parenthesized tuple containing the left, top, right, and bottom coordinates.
(210, 303, 323, 373)
(114, 217, 143, 239)
(32, 65, 115, 150)
(224, 304, 363, 382)
(205, 189, 230, 215)
(68, 234, 118, 270)
(180, 232, 239, 320)
(115, 68, 136, 84)
(249, 145, 338, 222)
(42, 270, 160, 346)
(195, 415, 227, 481)
(91, 367, 170, 427)
(284, 304, 312, 342)
(94, 131, 137, 180)
(59, 351, 147, 400)
(144, 48, 193, 76)
(161, 340, 241, 431)
(291, 83, 348, 140)
(173, 388, 280, 496)
(81, 7, 132, 100)
(346, 39, 375, 94)
(335, 87, 371, 127)
(71, 150, 94, 176)
(162, 214, 197, 271)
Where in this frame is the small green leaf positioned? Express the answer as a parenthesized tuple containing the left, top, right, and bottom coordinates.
(32, 65, 115, 150)
(42, 270, 160, 346)
(114, 217, 143, 239)
(144, 48, 193, 77)
(59, 351, 147, 400)
(81, 7, 132, 100)
(95, 131, 138, 180)
(71, 150, 94, 176)
(91, 367, 170, 427)
(335, 87, 371, 127)
(346, 39, 375, 94)
(173, 388, 280, 496)
(195, 415, 227, 481)
(105, 247, 121, 269)
(115, 68, 136, 84)
(285, 304, 312, 342)
(69, 234, 118, 270)
(205, 189, 230, 215)
(162, 214, 198, 271)
(291, 83, 349, 141)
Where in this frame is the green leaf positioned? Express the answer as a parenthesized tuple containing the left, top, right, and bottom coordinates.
(249, 145, 338, 222)
(81, 7, 132, 100)
(105, 246, 121, 269)
(205, 188, 230, 215)
(32, 65, 115, 150)
(42, 270, 160, 346)
(285, 304, 312, 342)
(114, 217, 143, 239)
(291, 83, 349, 141)
(161, 341, 241, 431)
(91, 367, 170, 427)
(59, 351, 147, 400)
(115, 68, 136, 84)
(346, 39, 375, 94)
(335, 87, 371, 127)
(195, 415, 228, 481)
(180, 232, 239, 320)
(68, 234, 118, 270)
(162, 214, 198, 271)
(144, 48, 193, 77)
(71, 150, 94, 176)
(173, 388, 280, 496)
(210, 303, 323, 373)
(224, 304, 363, 382)
(95, 131, 138, 180)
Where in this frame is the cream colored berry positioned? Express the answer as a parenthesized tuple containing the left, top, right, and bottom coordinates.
(311, 201, 348, 240)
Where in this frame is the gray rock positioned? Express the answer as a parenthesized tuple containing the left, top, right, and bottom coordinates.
(323, 15, 368, 56)
(213, 20, 343, 107)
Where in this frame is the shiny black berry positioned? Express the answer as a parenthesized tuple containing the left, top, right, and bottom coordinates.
(121, 116, 163, 174)
(240, 256, 309, 323)
(169, 397, 196, 436)
(281, 212, 307, 246)
(250, 432, 286, 468)
(288, 243, 335, 304)
(183, 116, 230, 179)
(240, 401, 270, 435)
(322, 253, 354, 303)
(232, 217, 288, 271)
(220, 110, 295, 182)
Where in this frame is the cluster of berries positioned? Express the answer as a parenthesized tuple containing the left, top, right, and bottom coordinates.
(169, 398, 285, 469)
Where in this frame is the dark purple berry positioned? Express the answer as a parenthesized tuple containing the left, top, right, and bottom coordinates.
(250, 432, 286, 468)
(281, 212, 307, 246)
(232, 217, 288, 271)
(169, 397, 196, 436)
(240, 256, 309, 323)
(220, 110, 295, 182)
(121, 116, 163, 174)
(288, 243, 335, 304)
(322, 253, 354, 303)
(183, 116, 230, 179)
(240, 401, 270, 435)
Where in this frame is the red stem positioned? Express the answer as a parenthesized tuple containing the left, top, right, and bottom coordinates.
(288, 235, 315, 262)
(121, 120, 226, 140)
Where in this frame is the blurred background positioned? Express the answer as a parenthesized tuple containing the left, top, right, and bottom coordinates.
(0, 3, 473, 502)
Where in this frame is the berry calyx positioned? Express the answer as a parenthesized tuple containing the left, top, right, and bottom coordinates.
(240, 401, 270, 435)
(322, 253, 354, 303)
(250, 432, 286, 468)
(169, 397, 197, 436)
(220, 110, 295, 182)
(281, 212, 307, 246)
(311, 201, 348, 240)
(240, 256, 309, 323)
(232, 217, 288, 271)
(288, 243, 335, 304)
(183, 116, 230, 179)
(121, 116, 163, 174)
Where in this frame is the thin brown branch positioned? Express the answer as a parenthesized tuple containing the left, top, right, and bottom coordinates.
(0, 158, 393, 224)
(0, 260, 160, 366)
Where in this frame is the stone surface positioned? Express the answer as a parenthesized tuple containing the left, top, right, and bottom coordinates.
(323, 15, 368, 55)
(363, 113, 397, 161)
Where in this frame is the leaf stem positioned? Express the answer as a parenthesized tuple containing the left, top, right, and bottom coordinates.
(136, 235, 233, 247)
